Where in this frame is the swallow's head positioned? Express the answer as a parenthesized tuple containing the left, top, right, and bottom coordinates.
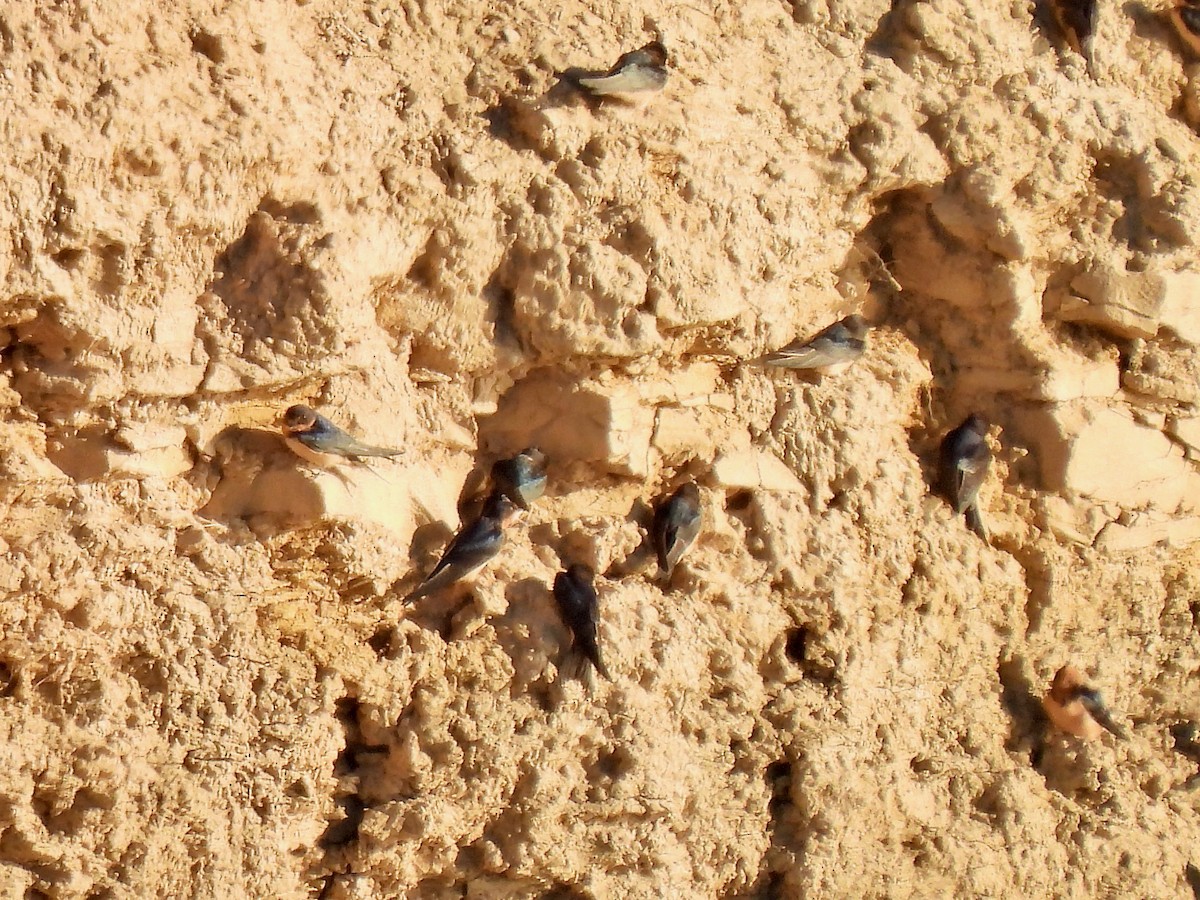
(640, 41, 668, 67)
(678, 481, 701, 503)
(519, 447, 547, 469)
(962, 413, 990, 436)
(283, 404, 319, 434)
(842, 314, 870, 339)
(1049, 664, 1088, 703)
(565, 562, 595, 582)
(483, 490, 520, 523)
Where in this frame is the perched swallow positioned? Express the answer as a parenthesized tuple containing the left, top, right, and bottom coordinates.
(1047, 0, 1097, 63)
(937, 414, 991, 540)
(761, 314, 870, 375)
(281, 405, 403, 467)
(651, 482, 703, 580)
(406, 492, 518, 602)
(576, 41, 669, 96)
(552, 563, 611, 681)
(1042, 664, 1126, 740)
(1169, 0, 1200, 55)
(491, 448, 547, 510)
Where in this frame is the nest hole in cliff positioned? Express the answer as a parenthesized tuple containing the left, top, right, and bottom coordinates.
(367, 626, 396, 659)
(319, 795, 366, 849)
(589, 746, 634, 781)
(765, 759, 792, 816)
(51, 246, 85, 270)
(996, 658, 1049, 768)
(725, 489, 754, 513)
(854, 183, 1021, 445)
(723, 490, 774, 562)
(322, 695, 383, 850)
(781, 625, 840, 686)
(783, 627, 807, 664)
(738, 870, 787, 900)
(189, 28, 226, 65)
(331, 696, 388, 775)
(539, 884, 594, 900)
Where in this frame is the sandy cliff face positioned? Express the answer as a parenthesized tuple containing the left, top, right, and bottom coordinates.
(0, 0, 1198, 897)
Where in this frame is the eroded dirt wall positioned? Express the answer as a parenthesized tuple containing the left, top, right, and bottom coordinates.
(0, 0, 1198, 898)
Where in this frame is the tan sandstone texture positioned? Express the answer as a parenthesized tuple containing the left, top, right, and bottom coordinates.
(1, 0, 1199, 897)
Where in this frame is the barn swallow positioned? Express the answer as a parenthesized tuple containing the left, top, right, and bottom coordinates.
(761, 314, 870, 375)
(576, 41, 669, 96)
(651, 482, 703, 580)
(1047, 0, 1097, 64)
(405, 491, 518, 602)
(281, 405, 403, 467)
(1041, 664, 1126, 740)
(552, 563, 611, 681)
(1169, 0, 1200, 55)
(491, 448, 547, 510)
(937, 414, 991, 541)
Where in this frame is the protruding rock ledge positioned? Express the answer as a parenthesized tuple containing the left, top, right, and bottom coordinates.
(1061, 264, 1200, 345)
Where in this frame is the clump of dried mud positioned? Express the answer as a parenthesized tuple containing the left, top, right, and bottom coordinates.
(1, 1, 1198, 898)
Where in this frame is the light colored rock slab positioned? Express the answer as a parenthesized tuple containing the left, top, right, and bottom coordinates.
(712, 449, 806, 492)
(1042, 405, 1200, 511)
(1063, 264, 1200, 345)
(1095, 514, 1200, 550)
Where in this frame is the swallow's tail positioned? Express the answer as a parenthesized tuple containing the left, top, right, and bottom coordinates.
(588, 645, 613, 682)
(760, 347, 832, 370)
(964, 504, 989, 543)
(577, 69, 661, 95)
(1093, 706, 1127, 740)
(404, 572, 444, 603)
(1082, 692, 1127, 739)
(357, 445, 404, 460)
(403, 583, 430, 604)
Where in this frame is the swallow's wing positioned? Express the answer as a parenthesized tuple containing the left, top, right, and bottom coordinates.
(343, 441, 404, 459)
(553, 572, 595, 633)
(302, 426, 403, 459)
(577, 65, 666, 95)
(1053, 0, 1098, 56)
(652, 506, 675, 572)
(553, 572, 610, 681)
(433, 519, 503, 578)
(407, 519, 503, 601)
(667, 511, 702, 570)
(655, 499, 702, 574)
(953, 443, 991, 512)
(1080, 689, 1126, 739)
(762, 333, 864, 370)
